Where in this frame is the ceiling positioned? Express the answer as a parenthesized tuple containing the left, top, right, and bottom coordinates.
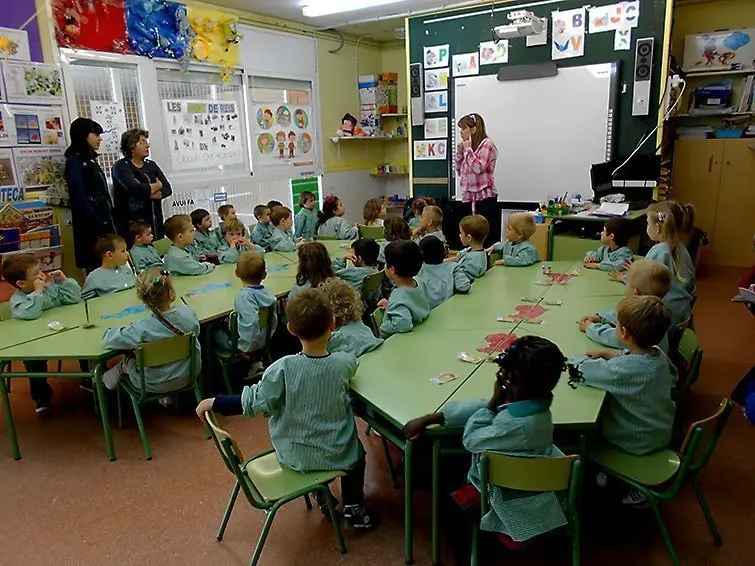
(210, 0, 478, 42)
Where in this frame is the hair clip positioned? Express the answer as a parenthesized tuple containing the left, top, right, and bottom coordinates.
(657, 211, 666, 222)
(159, 270, 170, 276)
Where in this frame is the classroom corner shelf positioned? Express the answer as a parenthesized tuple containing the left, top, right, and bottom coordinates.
(672, 111, 754, 119)
(380, 113, 408, 118)
(369, 172, 409, 178)
(683, 68, 755, 78)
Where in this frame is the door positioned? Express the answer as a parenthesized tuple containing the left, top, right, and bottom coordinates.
(713, 140, 755, 267)
(672, 139, 725, 237)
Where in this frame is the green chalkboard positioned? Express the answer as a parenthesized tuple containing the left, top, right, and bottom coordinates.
(409, 0, 668, 199)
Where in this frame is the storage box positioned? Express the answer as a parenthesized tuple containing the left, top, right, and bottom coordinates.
(683, 28, 755, 72)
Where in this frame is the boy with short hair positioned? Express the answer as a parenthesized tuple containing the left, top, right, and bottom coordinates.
(217, 218, 266, 264)
(332, 238, 380, 295)
(163, 215, 215, 276)
(295, 190, 318, 241)
(584, 218, 634, 271)
(189, 208, 220, 262)
(251, 204, 274, 251)
(412, 204, 446, 245)
(267, 200, 283, 209)
(579, 259, 673, 352)
(378, 240, 431, 337)
(216, 204, 246, 242)
(82, 234, 136, 300)
(446, 214, 489, 280)
(2, 253, 82, 411)
(571, 295, 676, 464)
(129, 221, 163, 273)
(487, 212, 540, 267)
(196, 289, 378, 530)
(268, 206, 300, 252)
(213, 250, 278, 377)
(418, 236, 470, 309)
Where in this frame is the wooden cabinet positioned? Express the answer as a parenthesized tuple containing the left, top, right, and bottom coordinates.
(672, 139, 755, 267)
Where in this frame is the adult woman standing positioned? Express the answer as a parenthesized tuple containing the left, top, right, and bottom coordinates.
(64, 117, 115, 272)
(455, 113, 500, 246)
(112, 129, 172, 240)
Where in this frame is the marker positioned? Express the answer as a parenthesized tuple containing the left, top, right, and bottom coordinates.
(82, 301, 95, 329)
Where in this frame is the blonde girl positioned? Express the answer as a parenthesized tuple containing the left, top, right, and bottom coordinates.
(289, 241, 335, 299)
(101, 269, 201, 394)
(363, 198, 387, 227)
(318, 278, 383, 357)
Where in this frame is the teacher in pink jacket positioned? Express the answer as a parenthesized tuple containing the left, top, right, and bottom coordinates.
(454, 113, 500, 246)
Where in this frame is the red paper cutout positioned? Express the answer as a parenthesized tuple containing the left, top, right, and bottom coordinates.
(477, 333, 517, 355)
(509, 304, 548, 320)
(53, 0, 129, 54)
(546, 273, 573, 284)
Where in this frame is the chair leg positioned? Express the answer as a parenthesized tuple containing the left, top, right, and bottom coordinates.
(217, 481, 240, 541)
(304, 493, 313, 510)
(470, 522, 479, 566)
(380, 435, 400, 489)
(128, 395, 152, 461)
(117, 388, 124, 429)
(250, 507, 278, 566)
(692, 477, 723, 546)
(572, 516, 581, 566)
(323, 486, 347, 555)
(193, 384, 211, 440)
(648, 496, 680, 566)
(219, 361, 234, 395)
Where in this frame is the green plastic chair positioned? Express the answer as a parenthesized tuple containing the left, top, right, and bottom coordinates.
(204, 413, 346, 565)
(153, 237, 172, 256)
(370, 307, 384, 337)
(674, 328, 703, 432)
(314, 235, 337, 241)
(587, 399, 734, 566)
(358, 225, 385, 240)
(117, 333, 206, 460)
(488, 251, 502, 269)
(214, 306, 276, 394)
(473, 454, 582, 566)
(360, 271, 384, 311)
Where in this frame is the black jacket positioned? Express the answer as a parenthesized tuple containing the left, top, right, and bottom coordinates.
(112, 158, 172, 240)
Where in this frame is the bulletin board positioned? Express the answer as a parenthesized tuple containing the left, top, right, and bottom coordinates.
(408, 0, 669, 200)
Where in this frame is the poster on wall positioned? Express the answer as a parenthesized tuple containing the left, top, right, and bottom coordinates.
(682, 29, 755, 72)
(0, 27, 31, 62)
(479, 40, 509, 65)
(424, 68, 448, 92)
(1, 62, 64, 105)
(414, 140, 447, 161)
(424, 118, 448, 139)
(552, 8, 586, 61)
(0, 148, 23, 203)
(588, 2, 640, 34)
(424, 44, 450, 69)
(615, 26, 632, 51)
(12, 147, 66, 198)
(254, 104, 313, 164)
(90, 101, 128, 156)
(0, 104, 65, 147)
(453, 53, 479, 77)
(424, 91, 448, 113)
(163, 99, 244, 172)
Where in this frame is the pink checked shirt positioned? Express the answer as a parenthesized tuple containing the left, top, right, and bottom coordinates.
(454, 137, 499, 208)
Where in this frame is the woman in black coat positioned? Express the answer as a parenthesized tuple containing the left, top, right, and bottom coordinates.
(64, 118, 115, 272)
(111, 129, 172, 241)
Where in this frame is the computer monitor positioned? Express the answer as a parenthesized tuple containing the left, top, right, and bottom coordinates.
(591, 154, 660, 204)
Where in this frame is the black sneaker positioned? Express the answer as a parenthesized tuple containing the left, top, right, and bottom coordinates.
(35, 400, 52, 414)
(343, 504, 380, 531)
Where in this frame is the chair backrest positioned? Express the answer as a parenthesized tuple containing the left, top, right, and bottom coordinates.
(488, 251, 502, 270)
(228, 304, 276, 353)
(314, 235, 336, 241)
(677, 328, 703, 391)
(679, 399, 734, 474)
(135, 333, 195, 397)
(0, 301, 11, 322)
(205, 413, 268, 509)
(370, 308, 384, 336)
(154, 237, 172, 256)
(358, 225, 385, 240)
(361, 271, 384, 302)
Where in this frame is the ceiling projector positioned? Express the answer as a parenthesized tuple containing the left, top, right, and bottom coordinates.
(492, 10, 545, 39)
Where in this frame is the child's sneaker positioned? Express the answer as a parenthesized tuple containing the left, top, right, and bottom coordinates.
(622, 488, 649, 509)
(158, 396, 173, 408)
(35, 400, 52, 414)
(343, 504, 380, 530)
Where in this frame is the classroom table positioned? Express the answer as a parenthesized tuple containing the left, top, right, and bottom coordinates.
(0, 302, 86, 351)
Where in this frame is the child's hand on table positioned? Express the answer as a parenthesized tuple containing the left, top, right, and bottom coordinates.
(585, 349, 618, 360)
(584, 262, 600, 270)
(195, 398, 215, 421)
(577, 316, 600, 332)
(377, 298, 388, 309)
(608, 269, 624, 282)
(494, 259, 506, 266)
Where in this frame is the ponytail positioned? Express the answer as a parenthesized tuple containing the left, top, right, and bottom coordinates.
(317, 195, 340, 228)
(648, 201, 687, 284)
(136, 269, 185, 335)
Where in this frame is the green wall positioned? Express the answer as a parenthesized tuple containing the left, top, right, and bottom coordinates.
(408, 0, 668, 199)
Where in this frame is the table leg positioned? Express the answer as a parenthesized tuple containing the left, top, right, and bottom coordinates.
(0, 364, 20, 460)
(404, 439, 414, 565)
(93, 363, 116, 461)
(432, 438, 441, 566)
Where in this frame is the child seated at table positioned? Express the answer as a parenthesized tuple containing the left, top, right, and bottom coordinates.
(377, 241, 430, 337)
(216, 204, 246, 241)
(2, 253, 82, 412)
(163, 215, 215, 276)
(487, 212, 540, 267)
(409, 197, 432, 231)
(101, 269, 201, 394)
(129, 221, 163, 273)
(583, 218, 634, 271)
(267, 200, 283, 209)
(332, 238, 380, 295)
(214, 250, 278, 378)
(571, 296, 676, 477)
(317, 195, 358, 240)
(188, 208, 220, 263)
(196, 289, 379, 530)
(251, 204, 274, 251)
(446, 214, 489, 281)
(319, 277, 383, 357)
(290, 241, 335, 299)
(363, 198, 387, 227)
(82, 234, 136, 300)
(217, 218, 265, 264)
(294, 191, 318, 241)
(417, 236, 470, 309)
(403, 335, 582, 553)
(378, 217, 412, 264)
(579, 259, 672, 352)
(412, 205, 447, 246)
(268, 206, 301, 253)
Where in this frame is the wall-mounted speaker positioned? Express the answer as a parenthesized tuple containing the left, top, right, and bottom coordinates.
(410, 62, 424, 126)
(632, 37, 654, 116)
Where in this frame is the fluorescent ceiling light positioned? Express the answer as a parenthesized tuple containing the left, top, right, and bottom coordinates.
(301, 0, 405, 18)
